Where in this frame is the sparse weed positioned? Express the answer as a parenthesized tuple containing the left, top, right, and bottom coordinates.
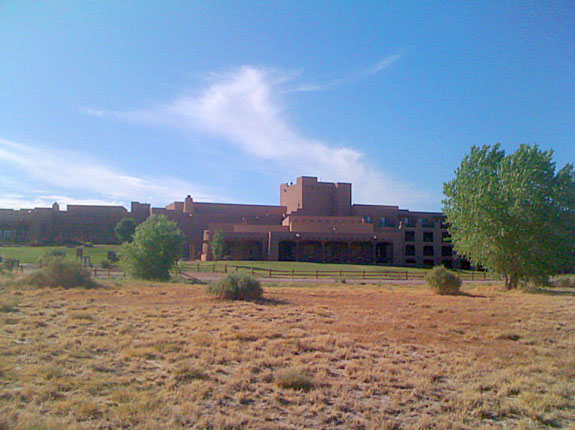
(174, 364, 210, 382)
(26, 256, 95, 288)
(0, 299, 18, 313)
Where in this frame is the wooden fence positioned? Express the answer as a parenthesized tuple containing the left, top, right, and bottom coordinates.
(184, 262, 493, 281)
(91, 267, 125, 278)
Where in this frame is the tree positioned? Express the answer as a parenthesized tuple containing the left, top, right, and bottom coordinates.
(115, 217, 136, 243)
(443, 144, 575, 289)
(121, 215, 184, 281)
(210, 229, 227, 261)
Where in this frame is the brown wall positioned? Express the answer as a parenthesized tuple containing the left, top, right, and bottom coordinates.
(280, 176, 352, 216)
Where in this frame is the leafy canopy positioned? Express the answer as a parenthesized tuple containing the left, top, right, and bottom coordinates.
(443, 144, 575, 289)
(115, 217, 136, 243)
(121, 214, 184, 281)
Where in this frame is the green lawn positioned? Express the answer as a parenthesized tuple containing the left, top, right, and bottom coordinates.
(182, 260, 492, 280)
(0, 245, 120, 265)
(185, 260, 430, 273)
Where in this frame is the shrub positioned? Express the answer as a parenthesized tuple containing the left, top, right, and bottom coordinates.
(2, 258, 20, 271)
(425, 266, 462, 295)
(552, 277, 575, 288)
(207, 273, 263, 301)
(27, 257, 95, 289)
(275, 368, 315, 391)
(101, 260, 111, 269)
(121, 215, 184, 281)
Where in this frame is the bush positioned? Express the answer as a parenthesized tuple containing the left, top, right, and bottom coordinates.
(1, 258, 19, 271)
(207, 273, 263, 301)
(101, 260, 112, 269)
(27, 257, 95, 288)
(274, 368, 315, 391)
(425, 266, 462, 295)
(552, 277, 575, 288)
(121, 215, 184, 281)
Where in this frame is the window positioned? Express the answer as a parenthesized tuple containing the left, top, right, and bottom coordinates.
(405, 245, 415, 256)
(379, 216, 393, 228)
(442, 232, 451, 243)
(405, 258, 416, 266)
(404, 217, 416, 227)
(442, 259, 453, 269)
(423, 259, 434, 267)
(423, 232, 434, 242)
(419, 218, 435, 228)
(423, 246, 434, 257)
(364, 216, 372, 223)
(405, 231, 415, 242)
(442, 246, 453, 257)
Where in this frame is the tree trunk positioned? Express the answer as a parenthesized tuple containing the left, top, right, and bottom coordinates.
(504, 273, 518, 290)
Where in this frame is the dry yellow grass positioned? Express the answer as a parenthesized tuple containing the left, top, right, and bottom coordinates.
(0, 276, 574, 429)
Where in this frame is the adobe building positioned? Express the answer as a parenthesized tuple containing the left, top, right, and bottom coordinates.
(0, 176, 467, 269)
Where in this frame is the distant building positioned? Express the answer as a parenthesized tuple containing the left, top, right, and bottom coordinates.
(0, 176, 467, 269)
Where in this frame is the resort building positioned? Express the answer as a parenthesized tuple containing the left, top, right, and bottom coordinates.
(0, 176, 466, 269)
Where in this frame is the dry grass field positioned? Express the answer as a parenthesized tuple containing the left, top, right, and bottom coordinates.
(0, 277, 574, 429)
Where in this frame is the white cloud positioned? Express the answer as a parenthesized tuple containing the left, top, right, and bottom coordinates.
(0, 138, 222, 209)
(102, 65, 432, 208)
(287, 53, 405, 93)
(363, 53, 404, 77)
(0, 193, 125, 210)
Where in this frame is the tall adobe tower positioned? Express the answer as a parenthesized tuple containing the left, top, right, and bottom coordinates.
(280, 176, 352, 216)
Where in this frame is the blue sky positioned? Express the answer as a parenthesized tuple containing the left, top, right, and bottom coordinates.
(0, 1, 573, 211)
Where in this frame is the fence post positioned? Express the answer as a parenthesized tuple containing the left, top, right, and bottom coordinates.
(212, 264, 215, 273)
(316, 270, 318, 279)
(472, 271, 474, 281)
(483, 272, 486, 280)
(251, 267, 254, 276)
(362, 270, 365, 280)
(224, 265, 227, 274)
(291, 269, 294, 279)
(197, 262, 200, 271)
(269, 269, 272, 278)
(405, 270, 408, 280)
(94, 267, 97, 277)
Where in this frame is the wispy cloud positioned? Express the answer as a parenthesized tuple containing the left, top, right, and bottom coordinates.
(0, 138, 223, 209)
(287, 52, 405, 93)
(362, 53, 404, 77)
(0, 193, 125, 210)
(92, 64, 432, 208)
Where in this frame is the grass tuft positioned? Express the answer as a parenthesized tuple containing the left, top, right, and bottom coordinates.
(207, 273, 263, 301)
(275, 368, 315, 391)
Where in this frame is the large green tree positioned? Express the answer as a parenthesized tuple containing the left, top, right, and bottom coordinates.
(443, 144, 575, 289)
(121, 215, 184, 281)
